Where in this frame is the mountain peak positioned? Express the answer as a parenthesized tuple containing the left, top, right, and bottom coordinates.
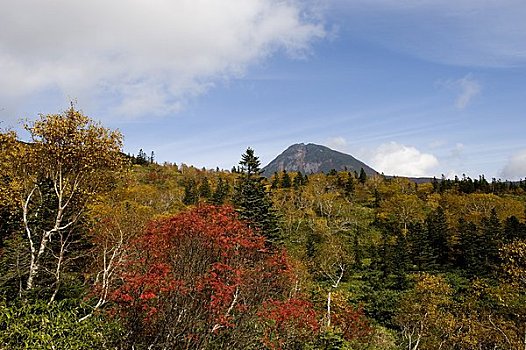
(262, 143, 377, 177)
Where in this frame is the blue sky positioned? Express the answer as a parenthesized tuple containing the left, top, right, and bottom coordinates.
(1, 0, 525, 179)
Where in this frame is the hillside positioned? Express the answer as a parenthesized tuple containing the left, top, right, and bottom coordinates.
(262, 143, 377, 177)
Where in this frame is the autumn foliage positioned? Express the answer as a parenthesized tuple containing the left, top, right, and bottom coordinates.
(109, 205, 319, 348)
(258, 298, 319, 349)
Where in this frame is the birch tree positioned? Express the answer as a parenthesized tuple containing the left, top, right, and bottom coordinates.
(7, 107, 124, 295)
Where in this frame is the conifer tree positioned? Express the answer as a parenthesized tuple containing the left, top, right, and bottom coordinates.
(409, 222, 437, 271)
(233, 148, 280, 244)
(271, 172, 279, 189)
(281, 170, 292, 188)
(136, 149, 148, 165)
(458, 218, 480, 274)
(344, 172, 355, 196)
(480, 208, 502, 274)
(503, 215, 526, 242)
(393, 232, 410, 289)
(211, 177, 230, 205)
(239, 147, 261, 176)
(292, 172, 303, 189)
(426, 207, 450, 267)
(182, 179, 198, 205)
(359, 168, 367, 184)
(198, 177, 212, 200)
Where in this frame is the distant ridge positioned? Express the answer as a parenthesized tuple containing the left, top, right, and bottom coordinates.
(262, 143, 378, 177)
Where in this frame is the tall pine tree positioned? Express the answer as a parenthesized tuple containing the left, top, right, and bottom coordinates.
(426, 206, 450, 268)
(233, 148, 281, 244)
(211, 177, 230, 205)
(280, 170, 292, 188)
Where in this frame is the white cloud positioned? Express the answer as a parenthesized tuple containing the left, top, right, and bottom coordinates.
(326, 136, 348, 152)
(0, 0, 325, 118)
(370, 142, 439, 177)
(455, 76, 481, 109)
(500, 149, 526, 180)
(437, 75, 481, 109)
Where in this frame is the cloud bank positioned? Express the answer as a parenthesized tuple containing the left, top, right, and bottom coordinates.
(500, 150, 526, 180)
(370, 142, 439, 177)
(0, 0, 324, 118)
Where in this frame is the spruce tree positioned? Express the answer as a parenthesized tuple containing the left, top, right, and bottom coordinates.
(480, 208, 502, 274)
(182, 179, 198, 205)
(504, 216, 526, 242)
(426, 207, 450, 268)
(344, 172, 355, 196)
(359, 168, 367, 184)
(458, 219, 484, 276)
(393, 232, 410, 289)
(239, 147, 261, 176)
(292, 172, 303, 189)
(198, 177, 212, 200)
(135, 149, 149, 165)
(211, 177, 230, 205)
(233, 148, 280, 244)
(408, 222, 437, 271)
(271, 172, 279, 189)
(280, 170, 292, 188)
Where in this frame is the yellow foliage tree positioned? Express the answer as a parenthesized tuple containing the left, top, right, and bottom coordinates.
(5, 107, 125, 297)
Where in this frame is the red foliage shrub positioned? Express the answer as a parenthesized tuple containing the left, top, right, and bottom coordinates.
(109, 205, 318, 348)
(259, 298, 320, 350)
(332, 304, 372, 341)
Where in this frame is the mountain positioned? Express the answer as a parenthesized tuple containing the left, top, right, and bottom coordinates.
(262, 143, 378, 177)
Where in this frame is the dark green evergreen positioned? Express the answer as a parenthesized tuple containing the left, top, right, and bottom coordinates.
(239, 147, 261, 176)
(344, 172, 355, 196)
(393, 232, 410, 289)
(211, 177, 230, 205)
(480, 208, 502, 275)
(408, 222, 437, 271)
(280, 170, 292, 188)
(271, 172, 279, 189)
(503, 215, 526, 241)
(292, 172, 303, 189)
(426, 206, 450, 268)
(458, 219, 487, 276)
(233, 148, 281, 244)
(359, 167, 367, 184)
(135, 149, 149, 165)
(198, 177, 212, 200)
(182, 179, 198, 205)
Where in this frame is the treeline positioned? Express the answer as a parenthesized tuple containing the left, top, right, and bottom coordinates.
(432, 173, 526, 194)
(1, 108, 526, 349)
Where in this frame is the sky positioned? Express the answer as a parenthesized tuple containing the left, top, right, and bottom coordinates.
(1, 0, 526, 179)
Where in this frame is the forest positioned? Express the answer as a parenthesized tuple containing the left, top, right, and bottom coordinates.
(1, 108, 526, 349)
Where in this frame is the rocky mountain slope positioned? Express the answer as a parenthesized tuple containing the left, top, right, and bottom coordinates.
(262, 143, 377, 177)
